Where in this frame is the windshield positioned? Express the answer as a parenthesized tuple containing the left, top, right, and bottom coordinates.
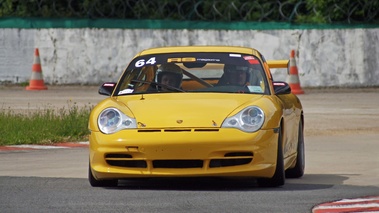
(115, 52, 269, 95)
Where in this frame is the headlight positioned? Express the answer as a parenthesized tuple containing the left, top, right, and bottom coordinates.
(98, 108, 137, 134)
(222, 106, 265, 132)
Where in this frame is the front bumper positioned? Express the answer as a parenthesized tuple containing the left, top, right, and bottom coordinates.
(89, 128, 278, 180)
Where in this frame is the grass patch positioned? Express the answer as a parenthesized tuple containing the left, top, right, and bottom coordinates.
(0, 104, 92, 146)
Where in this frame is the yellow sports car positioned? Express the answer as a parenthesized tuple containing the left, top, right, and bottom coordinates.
(88, 46, 304, 187)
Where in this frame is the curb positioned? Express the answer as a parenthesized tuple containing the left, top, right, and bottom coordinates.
(312, 196, 379, 212)
(0, 142, 89, 152)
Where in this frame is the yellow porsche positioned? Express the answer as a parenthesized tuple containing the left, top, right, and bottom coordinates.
(88, 46, 304, 187)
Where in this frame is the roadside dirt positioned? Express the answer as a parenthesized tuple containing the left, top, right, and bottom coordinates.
(297, 87, 379, 136)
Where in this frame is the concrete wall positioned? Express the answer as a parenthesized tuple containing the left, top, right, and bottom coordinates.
(0, 28, 378, 87)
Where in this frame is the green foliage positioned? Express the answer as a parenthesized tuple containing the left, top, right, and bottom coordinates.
(296, 11, 327, 24)
(0, 104, 92, 146)
(300, 0, 379, 23)
(0, 0, 378, 23)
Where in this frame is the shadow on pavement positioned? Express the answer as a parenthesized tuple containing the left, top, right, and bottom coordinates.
(112, 174, 350, 191)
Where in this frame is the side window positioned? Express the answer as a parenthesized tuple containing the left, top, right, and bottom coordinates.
(118, 68, 140, 92)
(117, 66, 157, 93)
(133, 66, 157, 92)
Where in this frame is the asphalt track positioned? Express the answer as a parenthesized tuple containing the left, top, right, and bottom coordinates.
(0, 86, 379, 212)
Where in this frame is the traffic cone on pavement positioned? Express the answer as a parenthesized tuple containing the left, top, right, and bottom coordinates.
(286, 49, 304, 94)
(26, 48, 47, 90)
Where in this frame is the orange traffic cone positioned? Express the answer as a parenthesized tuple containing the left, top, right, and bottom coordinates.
(286, 49, 304, 94)
(26, 48, 48, 90)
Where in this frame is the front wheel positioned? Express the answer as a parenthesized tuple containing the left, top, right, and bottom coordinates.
(285, 120, 305, 178)
(257, 126, 285, 187)
(88, 163, 118, 187)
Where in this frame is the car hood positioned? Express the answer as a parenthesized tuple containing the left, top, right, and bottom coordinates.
(116, 93, 263, 128)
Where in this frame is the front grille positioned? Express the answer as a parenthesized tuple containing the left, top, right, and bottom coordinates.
(153, 160, 203, 168)
(104, 151, 253, 169)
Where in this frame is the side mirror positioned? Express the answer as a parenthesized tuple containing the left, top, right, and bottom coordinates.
(273, 81, 291, 95)
(98, 82, 117, 96)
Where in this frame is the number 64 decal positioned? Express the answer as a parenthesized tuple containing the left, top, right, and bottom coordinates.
(135, 57, 157, 67)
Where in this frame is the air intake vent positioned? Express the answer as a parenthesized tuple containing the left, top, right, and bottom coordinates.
(106, 154, 132, 158)
(225, 152, 253, 157)
(136, 129, 220, 133)
(209, 152, 253, 168)
(107, 160, 147, 168)
(105, 153, 147, 168)
(138, 129, 161, 132)
(194, 129, 219, 132)
(209, 158, 252, 168)
(164, 129, 191, 132)
(153, 160, 203, 168)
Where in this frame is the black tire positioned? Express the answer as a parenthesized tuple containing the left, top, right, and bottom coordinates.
(257, 126, 285, 187)
(88, 163, 118, 187)
(285, 120, 305, 178)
